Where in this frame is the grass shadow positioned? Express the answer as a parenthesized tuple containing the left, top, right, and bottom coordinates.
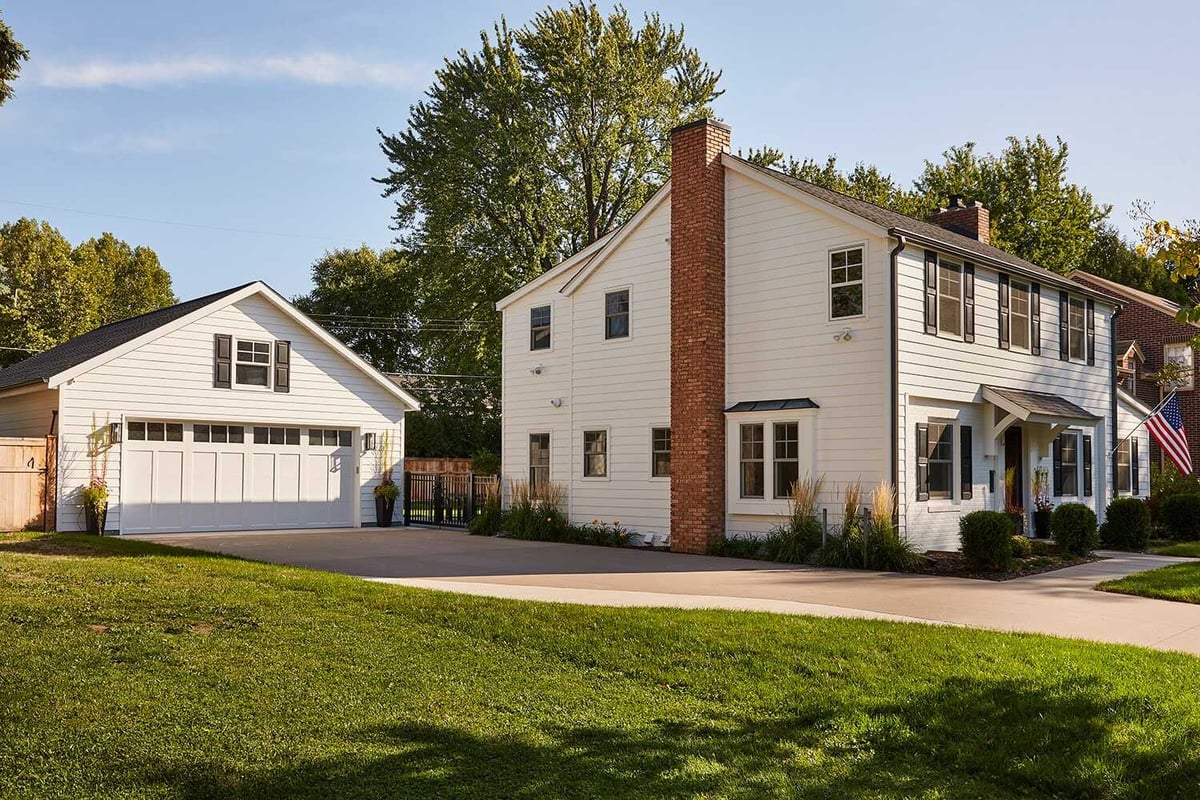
(0, 532, 245, 561)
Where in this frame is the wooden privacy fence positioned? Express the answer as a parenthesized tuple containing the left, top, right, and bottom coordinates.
(0, 436, 55, 532)
(404, 457, 473, 475)
(404, 472, 498, 528)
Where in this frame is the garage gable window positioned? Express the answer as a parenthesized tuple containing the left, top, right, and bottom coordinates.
(236, 340, 271, 387)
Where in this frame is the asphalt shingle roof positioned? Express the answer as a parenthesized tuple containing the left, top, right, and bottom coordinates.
(0, 283, 252, 392)
(984, 385, 1101, 420)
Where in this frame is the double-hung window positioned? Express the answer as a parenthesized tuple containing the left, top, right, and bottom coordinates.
(1058, 432, 1079, 497)
(938, 261, 963, 337)
(829, 246, 864, 319)
(1067, 298, 1086, 362)
(1010, 281, 1031, 350)
(739, 424, 765, 498)
(236, 340, 271, 387)
(926, 422, 954, 500)
(651, 428, 671, 478)
(773, 422, 799, 498)
(1165, 343, 1195, 390)
(1115, 439, 1132, 494)
(583, 430, 608, 477)
(529, 433, 550, 487)
(605, 290, 630, 339)
(530, 305, 551, 351)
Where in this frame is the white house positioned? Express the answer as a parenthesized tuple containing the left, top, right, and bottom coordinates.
(0, 281, 418, 534)
(497, 119, 1124, 553)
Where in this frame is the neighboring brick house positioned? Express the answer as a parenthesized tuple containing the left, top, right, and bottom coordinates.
(1070, 271, 1199, 471)
(497, 119, 1120, 554)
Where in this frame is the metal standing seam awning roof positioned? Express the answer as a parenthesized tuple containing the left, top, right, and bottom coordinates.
(725, 398, 820, 413)
(982, 385, 1101, 426)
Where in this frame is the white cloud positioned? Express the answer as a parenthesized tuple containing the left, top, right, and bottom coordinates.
(38, 53, 423, 89)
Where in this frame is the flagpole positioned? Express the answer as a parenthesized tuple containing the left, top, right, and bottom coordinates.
(1109, 390, 1177, 456)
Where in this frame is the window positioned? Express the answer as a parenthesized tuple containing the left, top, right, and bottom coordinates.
(1010, 281, 1031, 350)
(829, 247, 864, 319)
(236, 340, 271, 387)
(583, 430, 608, 477)
(194, 424, 244, 443)
(651, 427, 671, 478)
(529, 433, 550, 487)
(254, 426, 300, 445)
(1165, 343, 1195, 390)
(147, 422, 165, 441)
(1058, 432, 1079, 497)
(530, 305, 551, 351)
(309, 429, 350, 447)
(1116, 439, 1131, 494)
(926, 422, 954, 500)
(773, 422, 799, 498)
(605, 289, 629, 339)
(739, 423, 765, 498)
(938, 261, 963, 336)
(127, 421, 146, 441)
(1117, 367, 1136, 395)
(1067, 298, 1086, 361)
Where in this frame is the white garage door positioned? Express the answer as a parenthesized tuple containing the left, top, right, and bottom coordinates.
(120, 421, 356, 533)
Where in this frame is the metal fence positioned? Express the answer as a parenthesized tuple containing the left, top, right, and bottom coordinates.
(403, 472, 497, 528)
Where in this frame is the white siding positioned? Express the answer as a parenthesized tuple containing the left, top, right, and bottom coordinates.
(56, 294, 407, 532)
(0, 387, 58, 437)
(724, 170, 891, 534)
(896, 247, 1115, 549)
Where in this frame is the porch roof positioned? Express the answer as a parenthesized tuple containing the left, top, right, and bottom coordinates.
(982, 385, 1101, 426)
(725, 398, 819, 413)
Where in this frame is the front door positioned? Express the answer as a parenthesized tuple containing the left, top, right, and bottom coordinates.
(1003, 426, 1024, 511)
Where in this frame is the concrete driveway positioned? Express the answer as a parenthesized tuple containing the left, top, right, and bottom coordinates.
(135, 527, 1200, 656)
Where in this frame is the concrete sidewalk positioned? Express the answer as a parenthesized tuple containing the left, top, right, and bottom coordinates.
(138, 528, 1200, 655)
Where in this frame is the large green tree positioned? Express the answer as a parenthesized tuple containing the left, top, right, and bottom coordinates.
(0, 10, 28, 107)
(0, 219, 176, 366)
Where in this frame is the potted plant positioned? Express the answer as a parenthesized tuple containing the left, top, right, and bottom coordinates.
(1031, 467, 1053, 538)
(1003, 467, 1025, 535)
(374, 476, 399, 527)
(82, 478, 108, 535)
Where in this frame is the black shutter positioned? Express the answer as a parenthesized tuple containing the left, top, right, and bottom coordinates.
(1086, 298, 1096, 366)
(1132, 437, 1140, 496)
(924, 250, 938, 335)
(1031, 283, 1042, 356)
(998, 273, 1011, 350)
(963, 262, 976, 343)
(1052, 435, 1063, 496)
(960, 424, 973, 500)
(1083, 434, 1093, 497)
(213, 334, 232, 389)
(1058, 291, 1070, 361)
(916, 423, 930, 501)
(274, 340, 291, 393)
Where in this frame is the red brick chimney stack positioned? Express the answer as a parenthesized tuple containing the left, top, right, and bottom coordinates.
(928, 195, 991, 245)
(669, 118, 730, 554)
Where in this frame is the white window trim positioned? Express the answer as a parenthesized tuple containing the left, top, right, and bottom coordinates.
(936, 258, 964, 340)
(1164, 342, 1195, 391)
(602, 285, 633, 343)
(581, 427, 611, 481)
(726, 411, 818, 516)
(1008, 279, 1032, 353)
(827, 242, 867, 322)
(528, 431, 552, 488)
(648, 424, 670, 481)
(1065, 296, 1087, 363)
(1114, 438, 1133, 496)
(529, 303, 553, 353)
(234, 338, 272, 391)
(924, 417, 960, 507)
(1058, 429, 1082, 498)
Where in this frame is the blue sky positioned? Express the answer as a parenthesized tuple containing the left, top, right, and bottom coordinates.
(1, 1, 1196, 301)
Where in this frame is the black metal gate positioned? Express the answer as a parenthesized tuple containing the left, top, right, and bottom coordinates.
(403, 472, 496, 528)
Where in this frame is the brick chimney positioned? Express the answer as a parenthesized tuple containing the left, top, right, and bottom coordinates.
(669, 118, 730, 555)
(928, 195, 991, 245)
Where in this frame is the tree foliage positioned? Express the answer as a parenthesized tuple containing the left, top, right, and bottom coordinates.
(0, 219, 176, 366)
(741, 148, 924, 216)
(0, 11, 28, 107)
(1134, 202, 1200, 327)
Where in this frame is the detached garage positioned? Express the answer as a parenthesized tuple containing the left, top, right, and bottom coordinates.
(0, 281, 419, 534)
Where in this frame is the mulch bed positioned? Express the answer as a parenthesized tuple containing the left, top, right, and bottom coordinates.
(918, 549, 1103, 581)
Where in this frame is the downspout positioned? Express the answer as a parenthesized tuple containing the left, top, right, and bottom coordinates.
(1110, 305, 1121, 502)
(889, 234, 907, 496)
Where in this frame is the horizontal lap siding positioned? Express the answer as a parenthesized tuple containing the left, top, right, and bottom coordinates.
(58, 295, 406, 532)
(725, 171, 891, 525)
(0, 388, 58, 437)
(1116, 400, 1152, 497)
(896, 249, 1115, 548)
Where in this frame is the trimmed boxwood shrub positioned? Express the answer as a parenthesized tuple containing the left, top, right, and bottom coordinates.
(1010, 535, 1033, 559)
(959, 511, 1015, 570)
(1099, 497, 1152, 551)
(1051, 503, 1099, 556)
(1160, 494, 1200, 541)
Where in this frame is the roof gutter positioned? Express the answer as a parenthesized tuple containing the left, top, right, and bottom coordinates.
(889, 233, 907, 499)
(888, 228, 1118, 306)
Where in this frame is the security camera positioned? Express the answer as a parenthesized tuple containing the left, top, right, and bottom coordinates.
(531, 364, 544, 375)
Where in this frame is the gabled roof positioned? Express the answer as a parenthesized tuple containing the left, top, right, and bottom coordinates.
(1069, 270, 1200, 328)
(983, 385, 1101, 423)
(1117, 386, 1154, 417)
(0, 281, 420, 410)
(1116, 339, 1145, 363)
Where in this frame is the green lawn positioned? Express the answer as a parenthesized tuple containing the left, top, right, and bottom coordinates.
(1149, 540, 1200, 557)
(3, 534, 1200, 799)
(1099, 561, 1200, 605)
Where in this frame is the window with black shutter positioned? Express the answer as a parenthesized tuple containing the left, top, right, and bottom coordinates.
(1082, 434, 1093, 497)
(915, 423, 930, 501)
(1085, 299, 1096, 366)
(274, 340, 291, 393)
(962, 263, 975, 343)
(1031, 283, 1042, 355)
(213, 334, 232, 388)
(960, 425, 973, 499)
(998, 273, 1011, 350)
(1132, 437, 1140, 495)
(924, 250, 938, 335)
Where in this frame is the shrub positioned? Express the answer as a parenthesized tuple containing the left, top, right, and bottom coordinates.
(709, 534, 767, 560)
(765, 475, 826, 563)
(812, 481, 922, 572)
(1099, 497, 1152, 551)
(467, 480, 504, 536)
(958, 511, 1015, 570)
(1010, 535, 1032, 559)
(567, 520, 629, 547)
(1051, 503, 1099, 556)
(470, 450, 500, 476)
(500, 480, 571, 541)
(1160, 494, 1200, 541)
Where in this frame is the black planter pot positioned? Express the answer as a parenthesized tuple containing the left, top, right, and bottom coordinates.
(1006, 511, 1026, 536)
(1033, 509, 1052, 539)
(375, 496, 396, 528)
(84, 504, 107, 535)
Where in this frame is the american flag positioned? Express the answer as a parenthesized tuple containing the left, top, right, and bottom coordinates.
(1147, 394, 1193, 475)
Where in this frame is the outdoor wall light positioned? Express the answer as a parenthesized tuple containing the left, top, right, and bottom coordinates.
(108, 422, 122, 445)
(363, 432, 377, 452)
(832, 328, 853, 343)
(550, 398, 562, 408)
